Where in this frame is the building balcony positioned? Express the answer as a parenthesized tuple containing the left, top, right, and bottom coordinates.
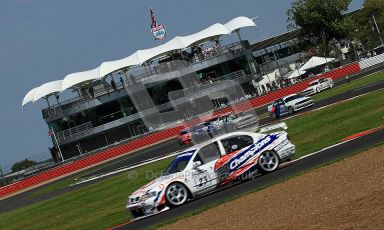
(42, 41, 251, 120)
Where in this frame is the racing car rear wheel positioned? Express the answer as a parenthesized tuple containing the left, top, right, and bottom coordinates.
(165, 182, 189, 208)
(258, 151, 280, 173)
(288, 107, 294, 114)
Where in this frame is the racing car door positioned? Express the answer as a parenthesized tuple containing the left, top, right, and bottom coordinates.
(215, 134, 257, 185)
(189, 142, 222, 195)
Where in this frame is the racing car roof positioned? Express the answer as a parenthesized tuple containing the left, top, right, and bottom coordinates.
(180, 131, 260, 152)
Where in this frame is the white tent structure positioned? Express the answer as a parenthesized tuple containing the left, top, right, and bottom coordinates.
(300, 56, 335, 71)
(259, 69, 280, 85)
(99, 16, 256, 77)
(286, 69, 306, 79)
(33, 80, 63, 102)
(23, 16, 257, 106)
(224, 16, 256, 33)
(22, 87, 39, 107)
(62, 67, 101, 91)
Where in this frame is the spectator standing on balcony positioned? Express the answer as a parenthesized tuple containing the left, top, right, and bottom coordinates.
(111, 78, 117, 91)
(88, 86, 94, 98)
(119, 76, 124, 88)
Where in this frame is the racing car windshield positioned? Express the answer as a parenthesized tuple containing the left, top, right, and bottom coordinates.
(284, 95, 302, 103)
(163, 150, 195, 175)
(180, 130, 189, 135)
(308, 81, 318, 86)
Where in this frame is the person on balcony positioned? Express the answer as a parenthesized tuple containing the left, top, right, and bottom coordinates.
(119, 76, 124, 88)
(111, 78, 117, 91)
(88, 86, 94, 98)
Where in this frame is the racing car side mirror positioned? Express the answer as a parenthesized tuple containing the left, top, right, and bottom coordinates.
(193, 161, 202, 168)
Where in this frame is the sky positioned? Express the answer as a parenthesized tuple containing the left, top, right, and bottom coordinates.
(0, 0, 364, 170)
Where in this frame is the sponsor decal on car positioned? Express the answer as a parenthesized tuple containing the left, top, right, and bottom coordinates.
(228, 135, 274, 171)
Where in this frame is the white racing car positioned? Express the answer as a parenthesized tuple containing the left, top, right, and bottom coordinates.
(301, 78, 334, 96)
(268, 94, 314, 119)
(126, 123, 295, 220)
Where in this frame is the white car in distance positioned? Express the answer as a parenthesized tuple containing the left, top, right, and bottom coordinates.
(268, 94, 314, 118)
(301, 78, 334, 96)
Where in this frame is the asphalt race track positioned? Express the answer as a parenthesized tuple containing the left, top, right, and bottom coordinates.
(0, 67, 383, 214)
(115, 128, 384, 230)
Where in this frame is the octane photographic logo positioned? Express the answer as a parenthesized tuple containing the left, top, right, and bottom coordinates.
(127, 170, 138, 180)
(119, 60, 259, 144)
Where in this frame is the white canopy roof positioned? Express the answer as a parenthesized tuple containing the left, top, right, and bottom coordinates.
(286, 69, 306, 79)
(23, 16, 257, 106)
(22, 87, 38, 107)
(99, 16, 256, 77)
(181, 23, 229, 47)
(224, 16, 256, 33)
(33, 80, 63, 102)
(300, 56, 335, 71)
(62, 66, 101, 91)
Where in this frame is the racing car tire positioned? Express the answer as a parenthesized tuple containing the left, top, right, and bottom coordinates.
(316, 87, 321, 93)
(258, 150, 280, 173)
(165, 182, 190, 208)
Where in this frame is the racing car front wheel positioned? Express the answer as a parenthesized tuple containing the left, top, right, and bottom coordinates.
(258, 151, 280, 173)
(165, 182, 189, 208)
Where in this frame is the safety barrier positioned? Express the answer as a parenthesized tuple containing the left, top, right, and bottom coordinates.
(358, 53, 384, 70)
(0, 62, 361, 198)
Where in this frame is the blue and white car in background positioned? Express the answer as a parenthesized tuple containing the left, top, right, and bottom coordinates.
(268, 94, 314, 119)
(126, 123, 295, 220)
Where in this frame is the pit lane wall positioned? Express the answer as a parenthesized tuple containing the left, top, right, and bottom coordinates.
(0, 61, 363, 198)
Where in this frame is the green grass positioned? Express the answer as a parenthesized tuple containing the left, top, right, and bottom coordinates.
(28, 161, 128, 197)
(311, 71, 384, 102)
(288, 89, 384, 158)
(0, 158, 172, 230)
(1, 89, 383, 230)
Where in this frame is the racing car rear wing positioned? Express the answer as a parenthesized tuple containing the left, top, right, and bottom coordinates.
(259, 122, 288, 133)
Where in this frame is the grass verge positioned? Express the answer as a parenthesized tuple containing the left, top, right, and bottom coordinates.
(0, 89, 383, 230)
(0, 158, 172, 230)
(288, 89, 384, 158)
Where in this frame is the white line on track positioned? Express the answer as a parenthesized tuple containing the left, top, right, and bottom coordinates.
(354, 81, 384, 91)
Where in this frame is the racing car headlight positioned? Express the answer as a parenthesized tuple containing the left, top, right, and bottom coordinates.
(141, 191, 157, 201)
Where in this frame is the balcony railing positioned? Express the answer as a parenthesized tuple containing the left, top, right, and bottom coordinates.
(42, 41, 249, 118)
(55, 122, 93, 143)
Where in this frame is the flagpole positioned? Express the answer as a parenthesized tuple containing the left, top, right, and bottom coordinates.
(372, 15, 384, 47)
(51, 129, 64, 162)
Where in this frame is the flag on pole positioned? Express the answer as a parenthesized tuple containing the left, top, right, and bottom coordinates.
(149, 7, 166, 40)
(150, 8, 157, 29)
